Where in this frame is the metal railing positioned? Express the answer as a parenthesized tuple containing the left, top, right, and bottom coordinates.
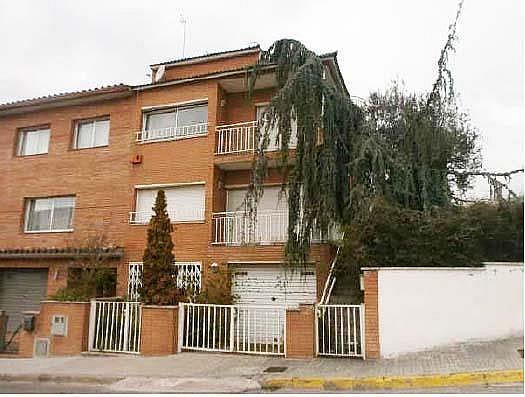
(212, 210, 288, 244)
(179, 303, 286, 356)
(215, 121, 257, 154)
(136, 122, 208, 143)
(316, 304, 365, 358)
(129, 208, 205, 224)
(212, 210, 341, 245)
(88, 299, 142, 354)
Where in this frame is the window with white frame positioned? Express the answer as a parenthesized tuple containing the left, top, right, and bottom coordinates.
(73, 118, 109, 149)
(25, 196, 75, 232)
(140, 103, 208, 142)
(127, 262, 202, 301)
(17, 127, 50, 156)
(131, 184, 205, 224)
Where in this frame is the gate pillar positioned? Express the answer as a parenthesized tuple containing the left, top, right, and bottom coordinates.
(285, 304, 316, 359)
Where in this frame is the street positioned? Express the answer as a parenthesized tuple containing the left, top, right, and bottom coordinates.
(0, 380, 523, 394)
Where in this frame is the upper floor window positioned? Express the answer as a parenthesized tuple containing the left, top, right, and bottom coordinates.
(17, 127, 50, 156)
(256, 105, 297, 150)
(130, 184, 205, 224)
(73, 118, 109, 149)
(24, 196, 75, 232)
(138, 103, 208, 143)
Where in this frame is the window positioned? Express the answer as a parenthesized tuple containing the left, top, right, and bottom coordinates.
(17, 127, 50, 156)
(25, 196, 75, 232)
(74, 118, 109, 149)
(256, 105, 297, 150)
(141, 103, 208, 142)
(132, 184, 205, 223)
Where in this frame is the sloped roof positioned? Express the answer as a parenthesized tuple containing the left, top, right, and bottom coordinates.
(0, 246, 124, 259)
(0, 84, 132, 115)
(150, 45, 261, 69)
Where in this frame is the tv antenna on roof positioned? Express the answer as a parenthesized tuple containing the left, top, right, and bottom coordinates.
(179, 13, 187, 58)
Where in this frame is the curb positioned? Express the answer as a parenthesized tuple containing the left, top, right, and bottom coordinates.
(0, 374, 124, 385)
(261, 369, 524, 391)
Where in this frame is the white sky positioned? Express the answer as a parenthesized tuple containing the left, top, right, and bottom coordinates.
(0, 0, 523, 198)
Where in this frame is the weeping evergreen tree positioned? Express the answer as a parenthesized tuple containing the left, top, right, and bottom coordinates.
(245, 1, 487, 268)
(140, 190, 182, 305)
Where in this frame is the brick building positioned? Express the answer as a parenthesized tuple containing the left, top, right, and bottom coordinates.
(0, 46, 347, 332)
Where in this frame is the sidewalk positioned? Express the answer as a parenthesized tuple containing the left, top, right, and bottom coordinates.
(0, 336, 522, 392)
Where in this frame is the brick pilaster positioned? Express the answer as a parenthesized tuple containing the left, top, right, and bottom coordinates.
(363, 270, 380, 358)
(285, 304, 316, 359)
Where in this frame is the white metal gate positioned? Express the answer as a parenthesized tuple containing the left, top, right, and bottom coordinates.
(179, 303, 286, 355)
(88, 299, 142, 354)
(317, 304, 365, 358)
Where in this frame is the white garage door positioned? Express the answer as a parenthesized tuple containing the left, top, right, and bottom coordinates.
(231, 264, 317, 308)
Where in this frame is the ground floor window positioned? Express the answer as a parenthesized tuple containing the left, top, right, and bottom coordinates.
(66, 267, 117, 298)
(127, 262, 202, 301)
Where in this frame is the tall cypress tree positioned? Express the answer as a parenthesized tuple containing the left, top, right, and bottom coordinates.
(140, 190, 180, 305)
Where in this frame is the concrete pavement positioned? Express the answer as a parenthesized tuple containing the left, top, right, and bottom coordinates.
(0, 336, 522, 392)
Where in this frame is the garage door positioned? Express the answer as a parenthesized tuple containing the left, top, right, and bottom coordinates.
(231, 264, 317, 308)
(0, 269, 48, 331)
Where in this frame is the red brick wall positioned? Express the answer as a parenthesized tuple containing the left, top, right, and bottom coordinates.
(0, 61, 336, 300)
(140, 305, 178, 356)
(18, 301, 90, 357)
(363, 270, 380, 359)
(286, 304, 316, 358)
(162, 52, 260, 81)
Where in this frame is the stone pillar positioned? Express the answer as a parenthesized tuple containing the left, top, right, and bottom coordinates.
(363, 270, 380, 359)
(285, 304, 316, 359)
(140, 305, 178, 356)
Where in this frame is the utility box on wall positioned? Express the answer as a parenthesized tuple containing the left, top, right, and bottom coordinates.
(51, 315, 67, 336)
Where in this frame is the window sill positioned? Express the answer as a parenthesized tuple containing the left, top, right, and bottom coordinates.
(71, 144, 109, 151)
(15, 152, 49, 158)
(129, 220, 206, 225)
(136, 132, 208, 145)
(24, 229, 74, 234)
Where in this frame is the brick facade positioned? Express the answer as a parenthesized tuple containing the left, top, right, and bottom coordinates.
(285, 304, 316, 359)
(18, 301, 90, 357)
(363, 270, 380, 359)
(140, 305, 179, 356)
(0, 47, 343, 318)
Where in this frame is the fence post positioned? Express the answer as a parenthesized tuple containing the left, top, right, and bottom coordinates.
(87, 299, 96, 351)
(229, 307, 235, 352)
(314, 305, 319, 357)
(359, 303, 366, 360)
(177, 304, 185, 353)
(123, 302, 130, 352)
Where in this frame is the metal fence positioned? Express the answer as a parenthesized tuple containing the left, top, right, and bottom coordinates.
(179, 303, 286, 356)
(88, 299, 142, 354)
(316, 304, 365, 358)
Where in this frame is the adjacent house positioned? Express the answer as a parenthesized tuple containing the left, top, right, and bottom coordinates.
(0, 46, 347, 333)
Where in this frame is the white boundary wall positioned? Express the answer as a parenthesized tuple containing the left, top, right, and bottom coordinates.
(376, 263, 523, 357)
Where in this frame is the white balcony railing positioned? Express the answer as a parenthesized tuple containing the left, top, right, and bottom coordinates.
(215, 121, 297, 155)
(136, 122, 208, 143)
(212, 210, 287, 244)
(212, 210, 340, 245)
(215, 121, 257, 155)
(129, 208, 205, 224)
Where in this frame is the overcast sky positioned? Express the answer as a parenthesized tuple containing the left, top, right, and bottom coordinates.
(1, 0, 522, 198)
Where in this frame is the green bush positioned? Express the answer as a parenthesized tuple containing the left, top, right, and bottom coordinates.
(339, 198, 523, 272)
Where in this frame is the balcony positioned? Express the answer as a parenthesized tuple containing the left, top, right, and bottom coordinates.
(212, 210, 339, 245)
(136, 122, 208, 144)
(215, 121, 257, 155)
